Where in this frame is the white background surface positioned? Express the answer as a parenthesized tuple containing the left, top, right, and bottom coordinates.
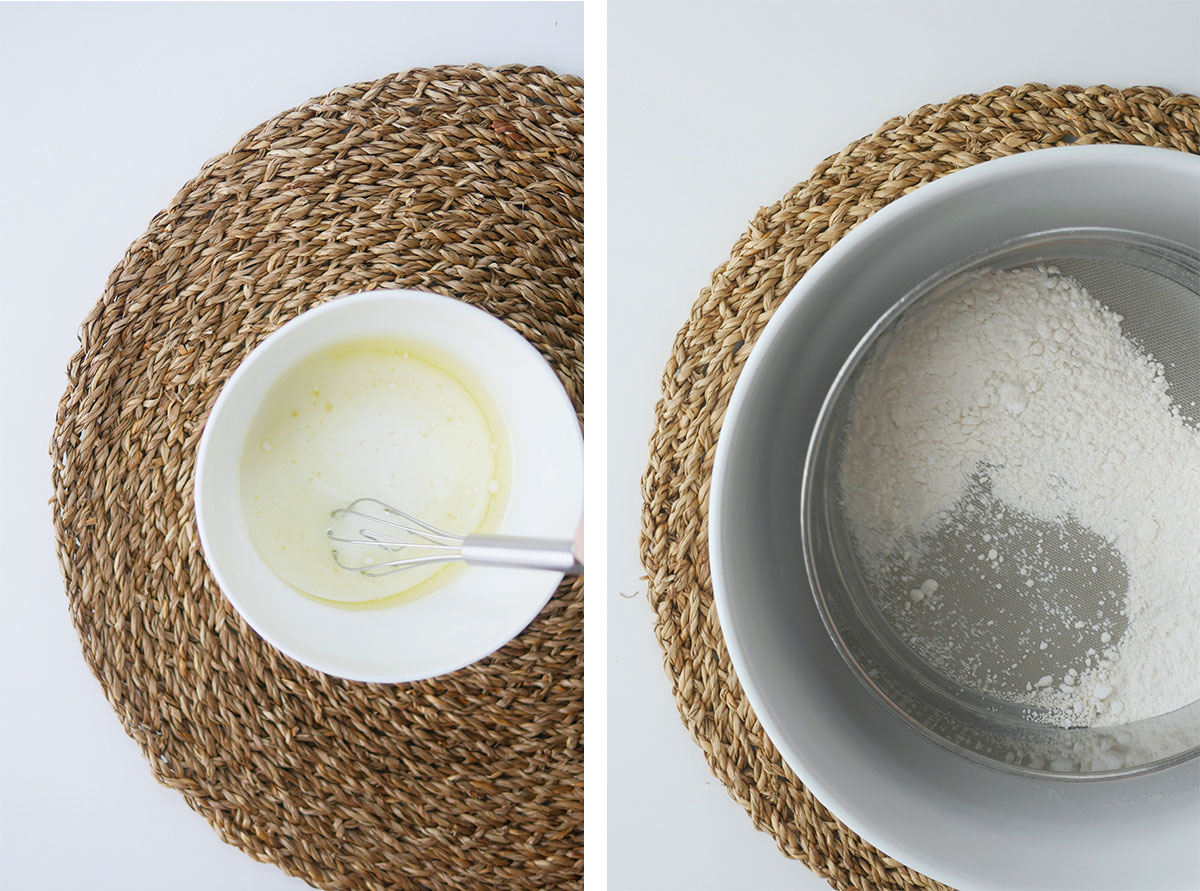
(607, 2, 1200, 890)
(0, 4, 581, 889)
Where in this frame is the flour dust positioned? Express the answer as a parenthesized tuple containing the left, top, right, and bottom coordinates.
(839, 266, 1200, 727)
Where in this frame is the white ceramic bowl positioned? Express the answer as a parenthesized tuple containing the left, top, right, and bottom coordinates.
(710, 146, 1200, 890)
(195, 289, 582, 683)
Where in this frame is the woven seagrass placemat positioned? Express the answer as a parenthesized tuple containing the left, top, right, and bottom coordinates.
(51, 64, 582, 891)
(641, 83, 1199, 891)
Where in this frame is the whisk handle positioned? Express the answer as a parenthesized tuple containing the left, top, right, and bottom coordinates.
(461, 535, 582, 574)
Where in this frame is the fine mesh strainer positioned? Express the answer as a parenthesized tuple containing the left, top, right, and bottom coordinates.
(802, 228, 1200, 779)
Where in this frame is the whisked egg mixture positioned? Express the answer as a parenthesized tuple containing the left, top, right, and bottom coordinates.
(240, 340, 510, 606)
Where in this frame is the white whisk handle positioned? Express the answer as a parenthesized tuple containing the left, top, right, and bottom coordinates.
(460, 535, 582, 574)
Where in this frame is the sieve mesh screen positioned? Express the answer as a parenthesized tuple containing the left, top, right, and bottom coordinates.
(819, 229, 1200, 730)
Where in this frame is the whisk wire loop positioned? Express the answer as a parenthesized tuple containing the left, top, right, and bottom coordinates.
(325, 497, 580, 577)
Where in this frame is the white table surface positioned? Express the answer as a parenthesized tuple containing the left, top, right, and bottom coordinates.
(0, 4, 580, 889)
(607, 2, 1200, 889)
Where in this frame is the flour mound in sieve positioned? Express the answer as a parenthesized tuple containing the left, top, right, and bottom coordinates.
(839, 266, 1200, 727)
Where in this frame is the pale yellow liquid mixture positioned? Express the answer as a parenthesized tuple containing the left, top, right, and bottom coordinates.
(240, 340, 509, 606)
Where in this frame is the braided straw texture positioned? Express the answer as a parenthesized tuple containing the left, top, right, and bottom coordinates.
(51, 65, 582, 891)
(641, 84, 1199, 891)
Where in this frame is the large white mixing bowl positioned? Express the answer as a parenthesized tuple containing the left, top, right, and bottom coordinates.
(710, 145, 1200, 890)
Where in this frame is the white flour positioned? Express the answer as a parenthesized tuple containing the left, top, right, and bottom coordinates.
(840, 266, 1200, 727)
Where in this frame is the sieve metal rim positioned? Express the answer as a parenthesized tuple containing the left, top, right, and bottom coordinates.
(800, 226, 1200, 781)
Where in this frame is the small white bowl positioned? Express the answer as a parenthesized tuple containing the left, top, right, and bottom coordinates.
(195, 289, 582, 683)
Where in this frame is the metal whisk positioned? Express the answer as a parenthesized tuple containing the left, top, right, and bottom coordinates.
(326, 497, 581, 576)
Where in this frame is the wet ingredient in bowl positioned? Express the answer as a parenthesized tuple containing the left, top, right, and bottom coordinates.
(240, 340, 509, 606)
(840, 266, 1200, 727)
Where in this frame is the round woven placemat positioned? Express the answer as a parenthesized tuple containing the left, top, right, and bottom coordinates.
(51, 64, 582, 891)
(641, 83, 1199, 891)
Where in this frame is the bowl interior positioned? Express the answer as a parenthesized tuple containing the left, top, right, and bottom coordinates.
(710, 146, 1200, 890)
(195, 290, 582, 683)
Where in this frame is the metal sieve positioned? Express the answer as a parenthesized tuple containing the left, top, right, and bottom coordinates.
(802, 228, 1200, 779)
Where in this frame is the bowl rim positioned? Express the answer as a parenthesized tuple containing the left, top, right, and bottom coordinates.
(709, 144, 1200, 889)
(194, 288, 582, 683)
